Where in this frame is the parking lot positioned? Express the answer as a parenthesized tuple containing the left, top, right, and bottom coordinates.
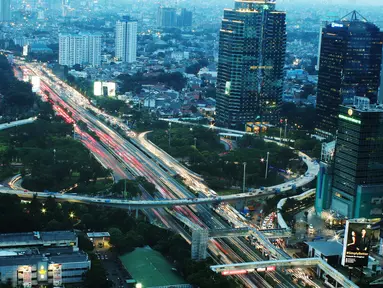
(95, 250, 131, 288)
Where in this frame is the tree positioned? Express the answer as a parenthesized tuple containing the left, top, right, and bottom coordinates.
(78, 234, 94, 251)
(83, 255, 110, 288)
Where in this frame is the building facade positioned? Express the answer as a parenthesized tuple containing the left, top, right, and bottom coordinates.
(331, 97, 383, 218)
(59, 33, 102, 67)
(177, 8, 192, 28)
(0, 231, 90, 287)
(0, 0, 11, 22)
(316, 11, 383, 138)
(216, 0, 286, 129)
(115, 16, 137, 63)
(157, 7, 177, 28)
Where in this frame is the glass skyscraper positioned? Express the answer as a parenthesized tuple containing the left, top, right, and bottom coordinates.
(216, 0, 286, 129)
(331, 97, 383, 218)
(316, 11, 383, 138)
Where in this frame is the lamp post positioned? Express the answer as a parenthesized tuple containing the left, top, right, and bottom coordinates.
(242, 162, 247, 194)
(284, 119, 288, 140)
(265, 152, 270, 179)
(53, 149, 56, 164)
(194, 137, 197, 148)
(73, 123, 76, 139)
(168, 123, 172, 150)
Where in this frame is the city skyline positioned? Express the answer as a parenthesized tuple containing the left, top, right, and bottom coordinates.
(0, 0, 382, 287)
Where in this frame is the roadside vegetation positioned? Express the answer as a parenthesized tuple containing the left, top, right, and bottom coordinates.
(149, 124, 303, 191)
(0, 194, 237, 288)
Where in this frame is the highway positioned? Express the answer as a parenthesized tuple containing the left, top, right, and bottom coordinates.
(11, 60, 321, 287)
(0, 117, 37, 131)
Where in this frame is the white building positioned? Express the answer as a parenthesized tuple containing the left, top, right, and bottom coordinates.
(59, 33, 102, 67)
(115, 16, 137, 63)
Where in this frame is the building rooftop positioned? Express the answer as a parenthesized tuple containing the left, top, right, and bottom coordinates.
(87, 232, 110, 238)
(0, 231, 76, 248)
(0, 251, 88, 267)
(305, 241, 343, 257)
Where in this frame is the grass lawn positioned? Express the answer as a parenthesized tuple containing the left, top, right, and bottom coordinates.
(119, 247, 185, 287)
(216, 189, 241, 196)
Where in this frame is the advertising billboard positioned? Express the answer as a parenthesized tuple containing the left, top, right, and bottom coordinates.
(23, 45, 29, 56)
(52, 264, 62, 287)
(37, 262, 48, 282)
(94, 81, 103, 96)
(342, 221, 374, 267)
(31, 76, 41, 93)
(107, 82, 116, 97)
(22, 266, 32, 288)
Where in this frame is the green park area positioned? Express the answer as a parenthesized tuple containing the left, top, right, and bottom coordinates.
(120, 247, 185, 287)
(149, 124, 308, 192)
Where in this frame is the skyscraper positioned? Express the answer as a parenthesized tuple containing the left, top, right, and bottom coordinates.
(157, 7, 177, 28)
(177, 8, 192, 28)
(316, 11, 383, 138)
(59, 33, 102, 67)
(115, 16, 137, 63)
(0, 0, 11, 22)
(216, 0, 286, 129)
(331, 97, 383, 218)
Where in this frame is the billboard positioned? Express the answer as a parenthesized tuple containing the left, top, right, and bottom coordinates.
(107, 82, 116, 97)
(94, 81, 103, 96)
(342, 221, 374, 267)
(94, 81, 116, 97)
(37, 262, 48, 282)
(22, 266, 32, 288)
(52, 264, 62, 287)
(31, 76, 41, 93)
(23, 45, 29, 56)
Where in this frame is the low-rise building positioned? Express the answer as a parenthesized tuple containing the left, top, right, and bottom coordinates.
(0, 231, 90, 288)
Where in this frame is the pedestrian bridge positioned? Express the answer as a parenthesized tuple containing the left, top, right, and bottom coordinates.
(211, 258, 358, 288)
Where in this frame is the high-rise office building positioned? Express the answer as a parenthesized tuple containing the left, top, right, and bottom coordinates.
(331, 97, 383, 218)
(316, 11, 383, 138)
(115, 16, 137, 63)
(0, 0, 11, 22)
(157, 7, 177, 28)
(215, 0, 286, 129)
(59, 33, 102, 67)
(177, 8, 192, 28)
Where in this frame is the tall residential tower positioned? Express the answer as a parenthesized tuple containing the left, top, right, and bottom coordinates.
(216, 0, 286, 129)
(316, 11, 383, 138)
(115, 16, 137, 63)
(0, 0, 11, 22)
(59, 33, 102, 67)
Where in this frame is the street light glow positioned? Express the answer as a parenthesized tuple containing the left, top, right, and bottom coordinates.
(69, 212, 75, 219)
(136, 284, 143, 288)
(41, 208, 46, 214)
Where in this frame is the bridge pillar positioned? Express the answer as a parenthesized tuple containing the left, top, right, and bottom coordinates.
(235, 199, 246, 211)
(135, 209, 139, 219)
(191, 229, 209, 261)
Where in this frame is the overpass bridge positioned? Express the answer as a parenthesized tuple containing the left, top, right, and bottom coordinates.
(210, 258, 358, 288)
(0, 117, 37, 131)
(0, 188, 280, 208)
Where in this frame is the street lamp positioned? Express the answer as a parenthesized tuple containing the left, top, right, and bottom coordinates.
(53, 149, 56, 164)
(136, 284, 143, 288)
(265, 152, 270, 179)
(69, 212, 75, 219)
(242, 162, 247, 194)
(168, 123, 172, 150)
(73, 123, 77, 139)
(41, 208, 46, 214)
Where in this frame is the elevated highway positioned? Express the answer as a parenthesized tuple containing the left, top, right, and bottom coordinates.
(211, 258, 358, 288)
(0, 117, 37, 131)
